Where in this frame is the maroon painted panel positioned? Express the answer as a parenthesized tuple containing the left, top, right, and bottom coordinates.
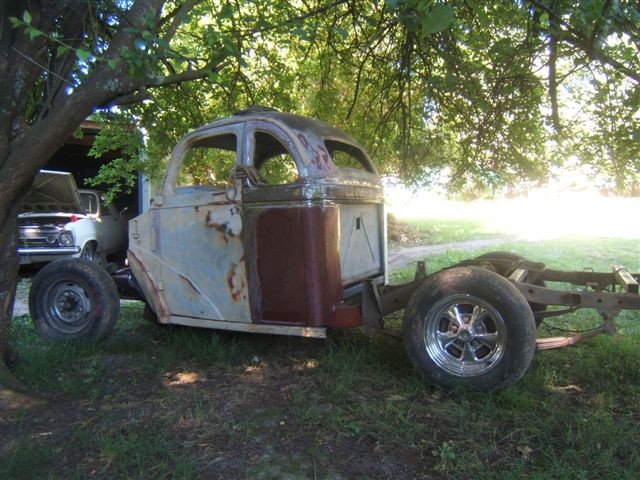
(255, 206, 343, 327)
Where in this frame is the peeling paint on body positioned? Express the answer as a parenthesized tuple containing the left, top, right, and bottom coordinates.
(227, 259, 248, 303)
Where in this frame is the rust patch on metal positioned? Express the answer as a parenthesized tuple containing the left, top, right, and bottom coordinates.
(297, 132, 332, 171)
(297, 132, 311, 149)
(227, 259, 247, 303)
(253, 207, 342, 327)
(312, 144, 331, 169)
(205, 210, 235, 244)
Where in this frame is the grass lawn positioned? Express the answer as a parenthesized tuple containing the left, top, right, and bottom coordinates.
(2, 196, 639, 479)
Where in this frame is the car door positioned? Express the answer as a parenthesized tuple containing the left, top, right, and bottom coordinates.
(241, 122, 343, 327)
(96, 197, 125, 253)
(152, 123, 252, 323)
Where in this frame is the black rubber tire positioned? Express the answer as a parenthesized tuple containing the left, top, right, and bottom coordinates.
(29, 258, 120, 342)
(403, 266, 537, 390)
(474, 251, 547, 325)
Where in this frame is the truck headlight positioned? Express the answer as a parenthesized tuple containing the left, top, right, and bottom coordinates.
(59, 231, 74, 246)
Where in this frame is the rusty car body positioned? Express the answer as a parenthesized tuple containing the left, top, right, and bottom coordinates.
(128, 109, 385, 337)
(27, 109, 640, 390)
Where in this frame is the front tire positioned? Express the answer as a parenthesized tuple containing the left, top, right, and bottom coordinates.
(29, 259, 120, 342)
(403, 266, 536, 390)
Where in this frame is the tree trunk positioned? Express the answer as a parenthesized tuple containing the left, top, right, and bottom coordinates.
(0, 198, 48, 410)
(0, 0, 167, 410)
(0, 203, 19, 366)
(0, 202, 18, 363)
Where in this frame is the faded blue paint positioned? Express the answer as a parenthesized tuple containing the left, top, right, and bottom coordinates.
(129, 188, 251, 323)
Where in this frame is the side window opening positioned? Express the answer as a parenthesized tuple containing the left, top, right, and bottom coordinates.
(325, 140, 375, 173)
(80, 192, 99, 215)
(100, 194, 111, 216)
(177, 133, 238, 189)
(254, 131, 299, 185)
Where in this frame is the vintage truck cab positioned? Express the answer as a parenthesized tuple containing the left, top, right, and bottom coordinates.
(128, 109, 386, 336)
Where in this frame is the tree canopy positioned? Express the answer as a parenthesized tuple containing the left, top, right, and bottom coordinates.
(77, 0, 640, 197)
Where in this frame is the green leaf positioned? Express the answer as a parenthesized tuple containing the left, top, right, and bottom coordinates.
(107, 59, 118, 69)
(293, 27, 308, 41)
(334, 27, 349, 40)
(422, 5, 455, 36)
(9, 16, 21, 28)
(56, 45, 69, 58)
(25, 26, 43, 40)
(22, 10, 32, 24)
(156, 38, 171, 50)
(76, 49, 91, 61)
(466, 0, 489, 28)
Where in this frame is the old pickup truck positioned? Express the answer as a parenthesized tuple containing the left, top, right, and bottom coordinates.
(27, 109, 640, 390)
(19, 170, 127, 265)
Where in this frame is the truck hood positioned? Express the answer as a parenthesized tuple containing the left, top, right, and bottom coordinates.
(20, 170, 83, 214)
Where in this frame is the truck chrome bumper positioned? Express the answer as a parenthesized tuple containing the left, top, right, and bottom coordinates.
(18, 247, 81, 255)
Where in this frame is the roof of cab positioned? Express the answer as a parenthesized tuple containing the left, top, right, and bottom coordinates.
(193, 107, 361, 146)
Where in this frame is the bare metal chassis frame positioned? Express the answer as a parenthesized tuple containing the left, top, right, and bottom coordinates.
(359, 255, 640, 350)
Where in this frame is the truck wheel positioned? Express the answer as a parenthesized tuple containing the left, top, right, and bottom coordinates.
(403, 266, 536, 390)
(29, 259, 120, 342)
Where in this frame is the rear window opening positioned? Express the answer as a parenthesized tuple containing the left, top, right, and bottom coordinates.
(325, 140, 375, 173)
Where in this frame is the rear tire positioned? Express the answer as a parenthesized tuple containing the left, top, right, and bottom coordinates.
(29, 259, 119, 342)
(403, 266, 536, 390)
(473, 251, 547, 325)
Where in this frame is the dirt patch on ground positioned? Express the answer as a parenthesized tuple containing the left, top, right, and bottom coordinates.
(1, 342, 436, 479)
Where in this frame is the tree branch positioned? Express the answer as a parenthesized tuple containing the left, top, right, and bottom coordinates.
(548, 5, 561, 134)
(527, 0, 640, 83)
(589, 0, 613, 50)
(102, 90, 152, 108)
(149, 60, 231, 87)
(160, 0, 202, 43)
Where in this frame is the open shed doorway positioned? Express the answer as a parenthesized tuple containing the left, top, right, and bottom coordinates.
(44, 120, 143, 218)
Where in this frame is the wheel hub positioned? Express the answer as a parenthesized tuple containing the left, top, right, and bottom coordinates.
(49, 282, 92, 328)
(423, 294, 507, 377)
(457, 328, 473, 342)
(56, 291, 85, 321)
